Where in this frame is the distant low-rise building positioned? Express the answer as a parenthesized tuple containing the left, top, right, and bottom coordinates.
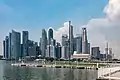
(71, 51, 91, 59)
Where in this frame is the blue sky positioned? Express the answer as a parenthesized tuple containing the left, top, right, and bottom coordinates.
(0, 0, 110, 54)
(0, 0, 108, 30)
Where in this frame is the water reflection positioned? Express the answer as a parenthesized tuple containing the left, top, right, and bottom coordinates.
(1, 61, 98, 80)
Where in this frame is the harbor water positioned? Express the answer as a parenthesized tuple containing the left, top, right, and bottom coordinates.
(0, 60, 98, 80)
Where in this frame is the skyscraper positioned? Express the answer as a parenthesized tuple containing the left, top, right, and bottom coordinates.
(49, 45, 56, 58)
(48, 28, 53, 45)
(5, 36, 9, 59)
(49, 38, 56, 58)
(8, 33, 12, 59)
(46, 45, 50, 57)
(105, 43, 108, 59)
(88, 43, 90, 54)
(61, 40, 69, 59)
(11, 30, 21, 60)
(28, 40, 37, 57)
(69, 21, 74, 57)
(91, 47, 100, 59)
(39, 38, 42, 55)
(3, 40, 5, 58)
(108, 48, 113, 60)
(62, 34, 68, 46)
(82, 28, 88, 54)
(41, 29, 47, 57)
(73, 37, 77, 51)
(22, 31, 29, 58)
(55, 42, 61, 59)
(75, 34, 82, 54)
(20, 44, 23, 58)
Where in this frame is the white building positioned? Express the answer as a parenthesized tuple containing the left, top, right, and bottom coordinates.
(71, 51, 91, 59)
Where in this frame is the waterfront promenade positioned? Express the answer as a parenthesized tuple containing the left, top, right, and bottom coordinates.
(11, 61, 107, 69)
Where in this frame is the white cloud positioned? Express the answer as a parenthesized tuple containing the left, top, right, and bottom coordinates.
(104, 0, 120, 22)
(54, 22, 69, 43)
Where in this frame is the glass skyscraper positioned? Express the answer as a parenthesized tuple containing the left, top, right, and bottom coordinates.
(22, 31, 29, 58)
(5, 36, 9, 59)
(41, 29, 47, 57)
(8, 33, 12, 59)
(28, 40, 37, 57)
(11, 30, 21, 60)
(91, 47, 100, 59)
(76, 34, 82, 54)
(69, 21, 74, 56)
(3, 40, 5, 58)
(48, 28, 53, 45)
(62, 34, 68, 46)
(88, 43, 90, 54)
(55, 42, 61, 59)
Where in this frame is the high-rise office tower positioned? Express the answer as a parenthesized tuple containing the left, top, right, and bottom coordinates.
(61, 33, 69, 59)
(22, 31, 29, 58)
(46, 45, 50, 57)
(36, 46, 40, 56)
(73, 37, 77, 51)
(108, 48, 113, 60)
(75, 34, 82, 54)
(69, 21, 74, 57)
(3, 40, 5, 58)
(41, 29, 47, 57)
(8, 33, 11, 59)
(39, 38, 42, 55)
(48, 28, 53, 45)
(20, 44, 23, 58)
(105, 43, 108, 59)
(61, 40, 69, 59)
(5, 36, 9, 59)
(49, 45, 56, 58)
(55, 42, 61, 59)
(11, 30, 21, 60)
(49, 38, 56, 58)
(28, 40, 37, 57)
(88, 43, 90, 54)
(108, 48, 112, 55)
(91, 47, 100, 59)
(62, 34, 68, 46)
(82, 28, 88, 54)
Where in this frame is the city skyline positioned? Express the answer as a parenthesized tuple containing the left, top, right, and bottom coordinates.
(0, 0, 120, 58)
(3, 24, 112, 60)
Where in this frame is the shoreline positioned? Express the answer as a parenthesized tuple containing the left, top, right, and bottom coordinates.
(11, 62, 108, 70)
